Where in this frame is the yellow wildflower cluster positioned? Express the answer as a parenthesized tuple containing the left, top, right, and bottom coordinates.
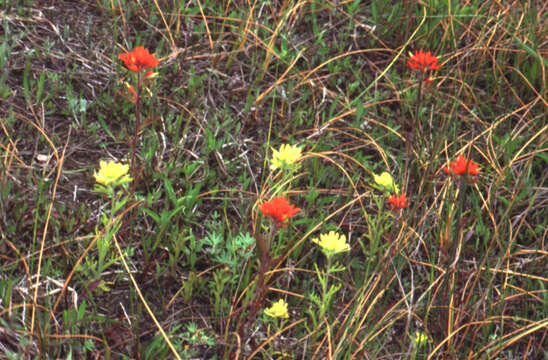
(270, 144, 302, 171)
(410, 331, 430, 346)
(94, 160, 132, 187)
(312, 231, 350, 257)
(373, 171, 400, 194)
(264, 299, 289, 319)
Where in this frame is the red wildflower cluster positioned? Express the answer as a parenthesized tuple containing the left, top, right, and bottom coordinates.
(407, 50, 440, 72)
(258, 196, 301, 227)
(388, 193, 408, 210)
(118, 46, 160, 73)
(443, 154, 480, 176)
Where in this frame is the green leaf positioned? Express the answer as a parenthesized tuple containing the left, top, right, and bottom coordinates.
(78, 301, 86, 321)
(142, 207, 161, 224)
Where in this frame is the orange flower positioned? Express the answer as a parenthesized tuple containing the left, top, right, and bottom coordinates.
(388, 193, 408, 210)
(407, 50, 440, 71)
(258, 196, 301, 226)
(118, 46, 160, 73)
(443, 154, 480, 176)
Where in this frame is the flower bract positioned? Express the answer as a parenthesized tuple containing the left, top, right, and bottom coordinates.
(373, 171, 399, 194)
(270, 144, 303, 171)
(388, 193, 408, 210)
(125, 82, 138, 101)
(94, 160, 132, 187)
(258, 196, 300, 226)
(264, 299, 289, 319)
(312, 231, 350, 257)
(443, 154, 480, 176)
(118, 46, 160, 73)
(407, 50, 440, 71)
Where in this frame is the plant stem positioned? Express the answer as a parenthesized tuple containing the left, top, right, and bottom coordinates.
(238, 228, 273, 344)
(321, 256, 331, 319)
(130, 72, 142, 179)
(414, 77, 423, 126)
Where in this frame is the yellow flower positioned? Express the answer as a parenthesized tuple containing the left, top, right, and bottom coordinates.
(270, 144, 302, 171)
(410, 331, 430, 346)
(312, 231, 350, 257)
(373, 171, 399, 194)
(264, 299, 289, 319)
(94, 160, 132, 186)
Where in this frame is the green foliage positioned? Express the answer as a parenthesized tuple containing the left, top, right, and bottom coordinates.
(202, 230, 255, 269)
(144, 322, 216, 359)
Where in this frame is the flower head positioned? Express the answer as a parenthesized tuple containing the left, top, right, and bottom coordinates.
(373, 171, 400, 194)
(312, 231, 350, 257)
(410, 331, 430, 347)
(388, 193, 408, 210)
(94, 160, 132, 187)
(258, 196, 300, 227)
(270, 144, 303, 171)
(407, 50, 440, 72)
(118, 46, 160, 73)
(264, 299, 289, 319)
(443, 154, 480, 176)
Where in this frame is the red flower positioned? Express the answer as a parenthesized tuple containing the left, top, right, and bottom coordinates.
(407, 50, 440, 71)
(388, 193, 408, 210)
(443, 154, 480, 176)
(118, 46, 160, 73)
(258, 196, 301, 226)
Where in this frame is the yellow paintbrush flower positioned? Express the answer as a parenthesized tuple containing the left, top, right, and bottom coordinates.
(94, 160, 132, 187)
(373, 171, 399, 194)
(312, 231, 350, 257)
(410, 331, 430, 346)
(270, 144, 302, 171)
(264, 299, 289, 319)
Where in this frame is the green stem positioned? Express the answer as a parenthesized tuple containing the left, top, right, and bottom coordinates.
(319, 256, 332, 321)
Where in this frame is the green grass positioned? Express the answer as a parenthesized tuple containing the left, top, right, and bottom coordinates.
(1, 0, 547, 358)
